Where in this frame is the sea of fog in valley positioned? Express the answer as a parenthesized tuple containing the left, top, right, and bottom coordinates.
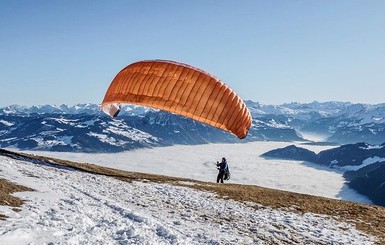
(25, 141, 372, 204)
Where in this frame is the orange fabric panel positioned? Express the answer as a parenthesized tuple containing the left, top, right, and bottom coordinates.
(101, 60, 252, 139)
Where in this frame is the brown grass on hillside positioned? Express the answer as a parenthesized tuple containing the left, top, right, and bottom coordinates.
(1, 148, 385, 243)
(0, 178, 34, 220)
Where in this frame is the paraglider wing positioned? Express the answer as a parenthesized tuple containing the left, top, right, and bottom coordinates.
(101, 60, 252, 139)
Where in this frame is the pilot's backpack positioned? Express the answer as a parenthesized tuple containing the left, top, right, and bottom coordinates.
(224, 167, 231, 180)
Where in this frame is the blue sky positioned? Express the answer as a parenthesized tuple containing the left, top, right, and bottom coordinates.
(1, 0, 384, 106)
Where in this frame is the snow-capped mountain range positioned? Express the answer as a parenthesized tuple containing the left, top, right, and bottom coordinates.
(248, 100, 385, 144)
(1, 101, 385, 152)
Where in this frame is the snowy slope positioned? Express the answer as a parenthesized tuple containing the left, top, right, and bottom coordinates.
(0, 155, 375, 244)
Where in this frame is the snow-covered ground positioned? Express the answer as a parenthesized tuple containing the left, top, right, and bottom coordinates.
(26, 141, 372, 204)
(0, 151, 375, 244)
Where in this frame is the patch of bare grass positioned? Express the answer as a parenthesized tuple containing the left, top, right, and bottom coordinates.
(0, 178, 34, 220)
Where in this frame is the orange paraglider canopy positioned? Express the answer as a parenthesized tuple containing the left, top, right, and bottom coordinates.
(101, 60, 252, 139)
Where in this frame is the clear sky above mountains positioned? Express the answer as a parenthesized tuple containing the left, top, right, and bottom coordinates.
(1, 0, 384, 106)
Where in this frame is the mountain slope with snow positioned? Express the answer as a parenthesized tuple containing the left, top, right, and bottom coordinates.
(1, 101, 385, 153)
(1, 150, 384, 244)
(248, 101, 385, 144)
(0, 105, 303, 153)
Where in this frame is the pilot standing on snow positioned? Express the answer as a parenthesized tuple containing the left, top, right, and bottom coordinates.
(216, 157, 228, 183)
